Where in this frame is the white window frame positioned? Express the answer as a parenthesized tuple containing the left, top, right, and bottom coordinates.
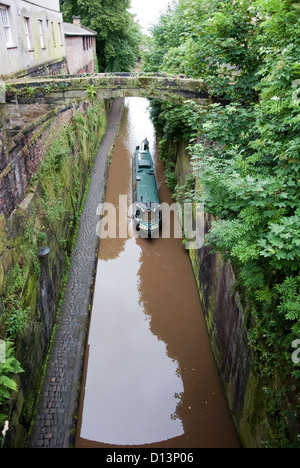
(0, 5, 13, 47)
(24, 17, 34, 51)
(38, 20, 45, 49)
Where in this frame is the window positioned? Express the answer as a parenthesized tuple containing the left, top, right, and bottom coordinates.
(0, 5, 13, 47)
(24, 17, 33, 50)
(83, 36, 93, 51)
(58, 22, 63, 45)
(51, 22, 56, 47)
(38, 20, 45, 49)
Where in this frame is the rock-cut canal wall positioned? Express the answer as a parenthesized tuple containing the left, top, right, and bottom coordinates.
(0, 96, 110, 447)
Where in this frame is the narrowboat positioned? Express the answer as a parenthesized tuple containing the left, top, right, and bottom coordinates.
(132, 140, 161, 238)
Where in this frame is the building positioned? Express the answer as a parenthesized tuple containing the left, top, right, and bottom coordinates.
(64, 16, 97, 75)
(0, 0, 67, 78)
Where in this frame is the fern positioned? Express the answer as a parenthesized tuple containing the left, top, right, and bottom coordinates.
(0, 376, 17, 392)
(276, 275, 300, 335)
(0, 341, 23, 425)
(239, 263, 265, 290)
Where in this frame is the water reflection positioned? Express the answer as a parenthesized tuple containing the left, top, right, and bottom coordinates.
(80, 238, 184, 445)
(124, 97, 157, 160)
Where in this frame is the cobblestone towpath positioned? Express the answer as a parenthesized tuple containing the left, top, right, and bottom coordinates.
(29, 98, 123, 448)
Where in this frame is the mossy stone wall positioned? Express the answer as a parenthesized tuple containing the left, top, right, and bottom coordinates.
(0, 97, 109, 447)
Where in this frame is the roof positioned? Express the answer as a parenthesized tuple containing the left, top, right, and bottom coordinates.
(135, 150, 159, 204)
(136, 173, 159, 204)
(63, 22, 97, 37)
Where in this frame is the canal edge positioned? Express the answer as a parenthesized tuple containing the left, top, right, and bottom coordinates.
(28, 97, 124, 448)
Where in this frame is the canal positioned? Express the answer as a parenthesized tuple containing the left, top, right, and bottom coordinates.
(74, 97, 240, 448)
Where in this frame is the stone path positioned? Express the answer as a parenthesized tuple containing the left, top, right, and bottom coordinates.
(29, 97, 123, 448)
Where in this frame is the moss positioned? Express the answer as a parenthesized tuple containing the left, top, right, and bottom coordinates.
(189, 249, 200, 293)
(24, 273, 38, 312)
(237, 370, 271, 448)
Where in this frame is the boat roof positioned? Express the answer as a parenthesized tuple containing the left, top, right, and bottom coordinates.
(134, 148, 159, 204)
(136, 172, 159, 204)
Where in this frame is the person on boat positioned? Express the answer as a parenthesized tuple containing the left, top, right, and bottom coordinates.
(143, 138, 149, 150)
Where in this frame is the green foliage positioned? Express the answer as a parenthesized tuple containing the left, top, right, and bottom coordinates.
(142, 0, 261, 101)
(0, 341, 23, 427)
(149, 99, 203, 142)
(60, 0, 142, 72)
(86, 84, 97, 101)
(24, 87, 35, 97)
(164, 162, 178, 191)
(142, 4, 186, 73)
(1, 264, 31, 340)
(277, 275, 300, 341)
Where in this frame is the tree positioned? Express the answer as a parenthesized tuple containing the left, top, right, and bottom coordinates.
(60, 0, 142, 72)
(141, 2, 187, 73)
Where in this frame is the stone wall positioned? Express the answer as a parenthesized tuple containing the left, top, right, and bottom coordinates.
(5, 74, 211, 103)
(14, 58, 68, 79)
(0, 96, 110, 447)
(65, 36, 96, 75)
(0, 100, 73, 217)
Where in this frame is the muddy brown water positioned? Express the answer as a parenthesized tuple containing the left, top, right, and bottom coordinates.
(75, 98, 240, 448)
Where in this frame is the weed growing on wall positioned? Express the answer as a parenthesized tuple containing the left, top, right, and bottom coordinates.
(0, 342, 23, 428)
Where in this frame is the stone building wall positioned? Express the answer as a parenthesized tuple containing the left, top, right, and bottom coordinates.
(65, 35, 96, 75)
(0, 0, 66, 78)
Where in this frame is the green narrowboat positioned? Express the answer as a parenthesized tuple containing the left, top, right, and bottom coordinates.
(132, 141, 161, 238)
